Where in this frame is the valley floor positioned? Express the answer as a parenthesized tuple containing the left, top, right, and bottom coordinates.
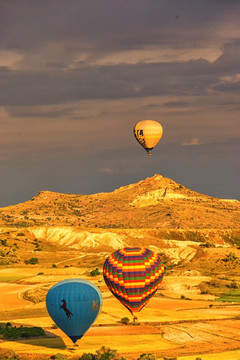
(0, 267, 240, 360)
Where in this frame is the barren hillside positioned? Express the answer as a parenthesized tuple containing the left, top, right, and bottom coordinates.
(0, 174, 239, 230)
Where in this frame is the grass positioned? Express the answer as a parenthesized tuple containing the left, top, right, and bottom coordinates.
(0, 307, 48, 321)
(217, 289, 240, 303)
(0, 274, 27, 282)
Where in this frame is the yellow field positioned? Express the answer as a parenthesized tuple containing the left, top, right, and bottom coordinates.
(0, 265, 240, 360)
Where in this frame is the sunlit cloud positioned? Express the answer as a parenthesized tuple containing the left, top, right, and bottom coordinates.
(182, 138, 202, 146)
(94, 46, 222, 66)
(100, 168, 116, 174)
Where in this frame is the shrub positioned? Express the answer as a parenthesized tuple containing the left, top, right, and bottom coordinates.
(199, 282, 211, 295)
(90, 268, 100, 276)
(80, 353, 96, 360)
(95, 346, 125, 360)
(222, 252, 238, 262)
(25, 257, 39, 265)
(120, 317, 130, 325)
(199, 241, 215, 248)
(138, 354, 156, 360)
(50, 354, 66, 360)
(52, 264, 57, 268)
(209, 279, 222, 287)
(227, 280, 238, 289)
(0, 324, 45, 339)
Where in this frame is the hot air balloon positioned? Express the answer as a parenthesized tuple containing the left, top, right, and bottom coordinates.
(46, 279, 102, 344)
(133, 120, 163, 156)
(103, 247, 164, 321)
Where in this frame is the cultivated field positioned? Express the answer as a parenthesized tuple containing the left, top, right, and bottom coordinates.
(0, 263, 240, 360)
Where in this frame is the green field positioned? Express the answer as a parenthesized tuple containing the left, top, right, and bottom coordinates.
(0, 274, 27, 282)
(217, 289, 240, 303)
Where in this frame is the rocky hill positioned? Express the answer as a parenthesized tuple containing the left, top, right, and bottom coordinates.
(0, 174, 239, 270)
(0, 174, 239, 230)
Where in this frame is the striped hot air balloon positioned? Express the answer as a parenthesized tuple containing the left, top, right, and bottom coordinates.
(133, 120, 163, 156)
(103, 247, 164, 320)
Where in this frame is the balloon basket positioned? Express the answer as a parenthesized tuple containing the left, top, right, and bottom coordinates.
(133, 315, 138, 323)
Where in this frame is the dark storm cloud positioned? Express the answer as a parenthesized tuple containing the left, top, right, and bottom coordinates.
(214, 81, 240, 93)
(1, 54, 238, 109)
(5, 105, 74, 119)
(0, 59, 223, 107)
(1, 0, 239, 109)
(1, 0, 239, 52)
(162, 101, 189, 108)
(214, 39, 240, 72)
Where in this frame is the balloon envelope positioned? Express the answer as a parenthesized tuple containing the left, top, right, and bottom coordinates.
(133, 120, 163, 155)
(103, 247, 164, 315)
(46, 279, 102, 343)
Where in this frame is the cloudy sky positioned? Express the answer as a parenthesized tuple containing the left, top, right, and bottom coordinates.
(1, 0, 240, 206)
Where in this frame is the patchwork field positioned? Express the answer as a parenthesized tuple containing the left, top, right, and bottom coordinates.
(0, 264, 240, 360)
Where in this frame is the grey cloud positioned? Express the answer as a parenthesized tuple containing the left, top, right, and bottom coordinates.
(5, 105, 74, 118)
(0, 59, 218, 106)
(213, 39, 240, 73)
(162, 101, 190, 108)
(1, 0, 239, 53)
(214, 81, 240, 93)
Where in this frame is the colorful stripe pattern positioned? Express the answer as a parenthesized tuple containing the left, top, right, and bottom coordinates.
(103, 247, 164, 314)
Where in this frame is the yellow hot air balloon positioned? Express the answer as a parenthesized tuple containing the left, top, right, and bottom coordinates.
(133, 120, 163, 156)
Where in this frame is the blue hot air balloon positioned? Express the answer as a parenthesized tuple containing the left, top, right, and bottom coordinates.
(46, 279, 102, 343)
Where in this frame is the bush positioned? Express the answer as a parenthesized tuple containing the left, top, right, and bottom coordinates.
(25, 257, 39, 265)
(50, 354, 66, 360)
(222, 252, 238, 262)
(199, 282, 211, 295)
(0, 324, 45, 339)
(95, 346, 125, 360)
(120, 317, 130, 325)
(227, 280, 238, 289)
(90, 268, 100, 276)
(80, 353, 96, 360)
(199, 241, 215, 248)
(138, 354, 156, 360)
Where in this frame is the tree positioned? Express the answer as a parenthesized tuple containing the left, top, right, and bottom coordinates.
(138, 354, 156, 360)
(95, 346, 125, 360)
(25, 257, 39, 265)
(90, 268, 100, 276)
(120, 317, 130, 325)
(80, 353, 96, 360)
